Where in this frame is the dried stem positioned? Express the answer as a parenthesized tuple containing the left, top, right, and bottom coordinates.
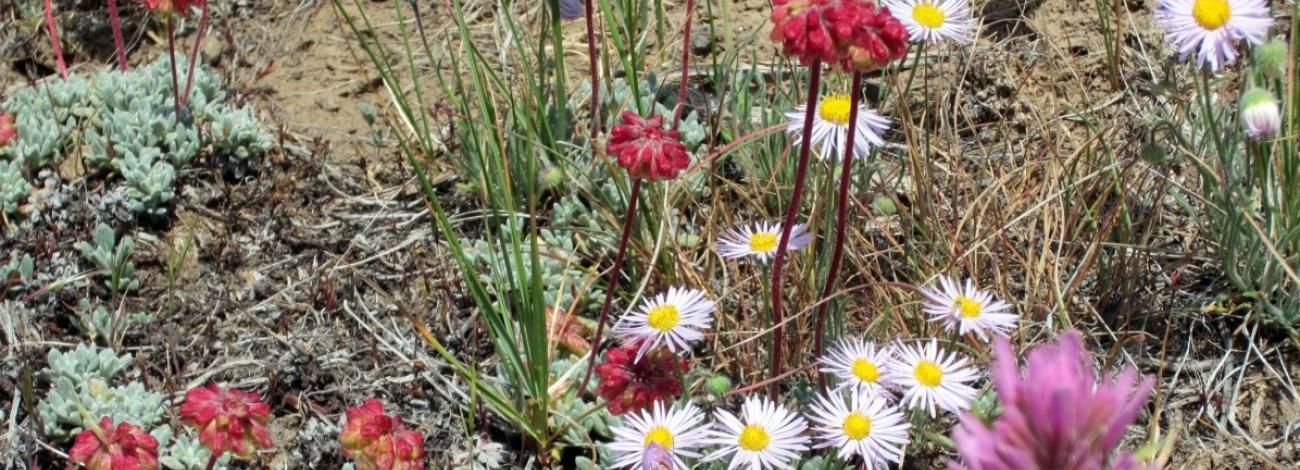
(670, 0, 696, 130)
(768, 62, 822, 398)
(584, 0, 601, 139)
(813, 71, 864, 387)
(577, 177, 643, 394)
(43, 0, 68, 79)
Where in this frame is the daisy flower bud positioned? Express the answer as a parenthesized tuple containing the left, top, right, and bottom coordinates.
(341, 399, 426, 470)
(68, 418, 160, 470)
(606, 112, 691, 181)
(0, 113, 15, 148)
(1240, 88, 1280, 141)
(1254, 38, 1288, 81)
(179, 384, 273, 459)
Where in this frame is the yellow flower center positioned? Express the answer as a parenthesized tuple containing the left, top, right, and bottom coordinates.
(1192, 0, 1231, 30)
(912, 3, 946, 29)
(914, 360, 943, 387)
(851, 358, 881, 384)
(954, 295, 983, 319)
(643, 426, 675, 450)
(738, 424, 771, 451)
(646, 304, 680, 333)
(818, 95, 853, 125)
(749, 232, 779, 253)
(842, 412, 873, 440)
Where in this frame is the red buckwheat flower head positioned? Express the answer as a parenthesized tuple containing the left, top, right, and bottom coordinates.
(138, 0, 204, 15)
(836, 1, 910, 72)
(595, 340, 687, 415)
(68, 417, 159, 470)
(341, 399, 426, 470)
(0, 113, 16, 147)
(606, 111, 690, 181)
(770, 0, 841, 66)
(179, 384, 273, 459)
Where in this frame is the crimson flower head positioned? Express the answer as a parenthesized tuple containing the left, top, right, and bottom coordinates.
(340, 399, 426, 470)
(138, 0, 204, 15)
(0, 113, 16, 147)
(179, 384, 273, 459)
(68, 417, 159, 470)
(606, 111, 690, 181)
(770, 0, 842, 66)
(836, 1, 910, 72)
(595, 340, 686, 415)
(950, 330, 1158, 470)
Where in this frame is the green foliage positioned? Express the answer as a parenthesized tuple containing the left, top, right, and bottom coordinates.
(37, 345, 171, 443)
(0, 160, 32, 215)
(76, 223, 140, 294)
(0, 76, 88, 169)
(1, 253, 33, 286)
(161, 434, 230, 470)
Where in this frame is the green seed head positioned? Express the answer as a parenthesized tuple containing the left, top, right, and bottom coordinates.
(1254, 38, 1288, 81)
(705, 374, 733, 396)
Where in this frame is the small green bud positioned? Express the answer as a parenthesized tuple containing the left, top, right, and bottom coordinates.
(677, 232, 702, 248)
(1254, 38, 1288, 81)
(705, 374, 733, 396)
(1139, 142, 1167, 163)
(544, 167, 565, 189)
(872, 195, 897, 215)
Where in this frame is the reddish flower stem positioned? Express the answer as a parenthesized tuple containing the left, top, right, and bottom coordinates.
(43, 0, 68, 79)
(203, 455, 217, 470)
(108, 0, 128, 72)
(167, 17, 182, 120)
(182, 2, 211, 107)
(584, 0, 601, 139)
(768, 62, 821, 398)
(813, 71, 863, 388)
(670, 0, 696, 130)
(578, 177, 643, 394)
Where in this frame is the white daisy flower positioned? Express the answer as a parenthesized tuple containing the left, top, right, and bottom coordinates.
(888, 339, 978, 417)
(785, 94, 890, 161)
(704, 396, 811, 469)
(920, 275, 1018, 342)
(1154, 0, 1272, 72)
(715, 221, 813, 263)
(615, 287, 715, 360)
(884, 0, 977, 44)
(807, 388, 911, 467)
(609, 401, 709, 469)
(819, 339, 897, 397)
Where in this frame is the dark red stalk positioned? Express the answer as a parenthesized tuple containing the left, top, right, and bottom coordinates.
(203, 455, 217, 470)
(108, 0, 128, 71)
(577, 177, 643, 394)
(43, 0, 68, 79)
(813, 71, 863, 388)
(768, 62, 822, 398)
(584, 0, 601, 139)
(167, 17, 182, 120)
(182, 1, 211, 107)
(670, 0, 696, 130)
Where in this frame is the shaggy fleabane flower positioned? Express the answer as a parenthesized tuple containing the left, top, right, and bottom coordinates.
(1154, 0, 1272, 72)
(715, 221, 813, 263)
(1240, 88, 1280, 140)
(920, 275, 1018, 341)
(596, 341, 687, 415)
(836, 1, 911, 72)
(0, 113, 15, 147)
(606, 111, 690, 181)
(178, 384, 273, 459)
(614, 287, 715, 360)
(705, 396, 811, 469)
(785, 94, 890, 161)
(808, 388, 911, 467)
(950, 331, 1156, 470)
(820, 338, 897, 397)
(889, 339, 979, 416)
(883, 0, 976, 44)
(609, 401, 709, 469)
(558, 0, 584, 20)
(341, 399, 426, 470)
(68, 417, 160, 470)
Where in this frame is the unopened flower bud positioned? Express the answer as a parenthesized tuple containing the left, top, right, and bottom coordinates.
(1240, 89, 1280, 141)
(1254, 38, 1288, 81)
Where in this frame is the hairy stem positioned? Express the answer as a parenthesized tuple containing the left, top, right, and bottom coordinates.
(578, 177, 643, 394)
(182, 1, 212, 107)
(43, 0, 68, 79)
(108, 0, 128, 71)
(769, 62, 822, 397)
(813, 71, 864, 387)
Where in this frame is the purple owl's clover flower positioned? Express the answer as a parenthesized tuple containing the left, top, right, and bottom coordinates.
(950, 330, 1158, 470)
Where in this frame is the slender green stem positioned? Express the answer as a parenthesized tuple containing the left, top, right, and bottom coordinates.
(769, 62, 822, 398)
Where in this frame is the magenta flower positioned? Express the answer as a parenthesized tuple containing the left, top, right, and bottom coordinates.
(68, 418, 159, 470)
(950, 330, 1157, 470)
(179, 384, 273, 459)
